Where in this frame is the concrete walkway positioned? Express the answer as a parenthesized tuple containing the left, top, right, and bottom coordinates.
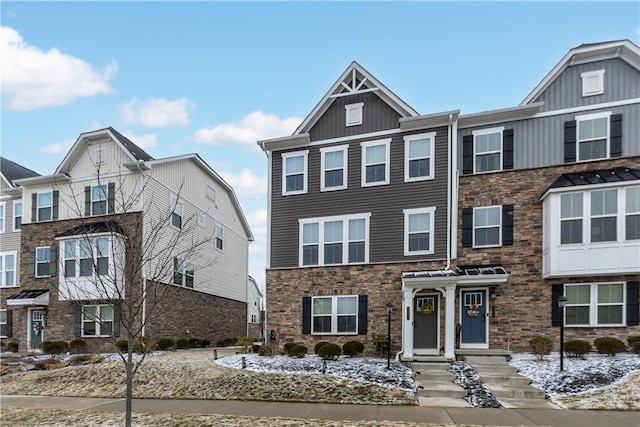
(2, 395, 638, 426)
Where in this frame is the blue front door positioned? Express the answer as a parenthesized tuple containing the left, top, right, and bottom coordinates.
(461, 290, 487, 345)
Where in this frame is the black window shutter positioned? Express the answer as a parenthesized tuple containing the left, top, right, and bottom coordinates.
(502, 205, 514, 246)
(108, 182, 116, 214)
(358, 295, 368, 335)
(31, 193, 37, 222)
(49, 245, 57, 276)
(74, 306, 82, 337)
(302, 297, 311, 334)
(627, 281, 639, 326)
(610, 114, 622, 158)
(503, 129, 514, 170)
(113, 303, 121, 338)
(564, 120, 577, 163)
(462, 207, 473, 247)
(52, 190, 59, 220)
(84, 186, 91, 216)
(6, 310, 12, 338)
(462, 135, 473, 175)
(27, 249, 35, 277)
(551, 285, 563, 326)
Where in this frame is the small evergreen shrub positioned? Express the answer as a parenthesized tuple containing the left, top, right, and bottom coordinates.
(314, 341, 330, 354)
(40, 341, 69, 355)
(372, 333, 389, 357)
(317, 343, 341, 360)
(223, 338, 234, 346)
(188, 338, 201, 348)
(594, 337, 625, 355)
(156, 338, 175, 351)
(283, 342, 297, 356)
(252, 344, 260, 353)
(175, 338, 189, 349)
(7, 341, 18, 352)
(529, 336, 553, 360)
(116, 339, 128, 352)
(216, 340, 226, 347)
(236, 336, 253, 353)
(258, 344, 273, 356)
(34, 358, 67, 370)
(200, 339, 211, 348)
(632, 342, 640, 355)
(342, 340, 364, 357)
(69, 338, 87, 354)
(627, 336, 640, 346)
(68, 354, 104, 366)
(289, 344, 307, 358)
(563, 340, 592, 357)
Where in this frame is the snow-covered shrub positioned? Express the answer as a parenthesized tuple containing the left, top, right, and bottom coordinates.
(69, 338, 87, 354)
(289, 344, 307, 358)
(342, 340, 364, 357)
(156, 338, 175, 351)
(529, 336, 553, 360)
(317, 343, 341, 360)
(594, 337, 625, 356)
(314, 341, 331, 354)
(40, 341, 69, 355)
(563, 340, 591, 357)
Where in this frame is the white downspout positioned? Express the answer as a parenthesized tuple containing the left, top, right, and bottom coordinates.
(445, 113, 453, 271)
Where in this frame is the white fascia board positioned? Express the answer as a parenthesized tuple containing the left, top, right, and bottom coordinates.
(6, 292, 50, 306)
(13, 173, 70, 187)
(258, 134, 311, 153)
(458, 103, 543, 129)
(400, 110, 460, 130)
(457, 275, 509, 286)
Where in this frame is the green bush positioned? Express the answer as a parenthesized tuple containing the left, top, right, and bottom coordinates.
(563, 340, 592, 357)
(594, 337, 626, 356)
(7, 341, 18, 352)
(116, 339, 128, 352)
(236, 336, 253, 353)
(156, 338, 175, 351)
(188, 338, 201, 348)
(314, 341, 330, 354)
(258, 344, 273, 356)
(69, 338, 87, 354)
(627, 336, 640, 346)
(215, 340, 226, 347)
(317, 343, 341, 360)
(200, 339, 211, 348)
(134, 336, 152, 354)
(529, 336, 553, 360)
(289, 344, 307, 358)
(372, 333, 389, 357)
(40, 341, 69, 355)
(224, 338, 234, 346)
(342, 340, 364, 357)
(283, 342, 297, 356)
(632, 342, 640, 355)
(252, 344, 260, 353)
(175, 338, 189, 349)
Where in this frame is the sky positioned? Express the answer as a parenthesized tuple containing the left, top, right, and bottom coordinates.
(1, 1, 639, 291)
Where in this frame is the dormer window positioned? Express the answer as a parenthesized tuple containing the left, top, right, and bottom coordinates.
(581, 70, 605, 97)
(345, 102, 363, 127)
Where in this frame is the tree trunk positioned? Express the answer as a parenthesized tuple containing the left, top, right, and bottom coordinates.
(125, 337, 134, 426)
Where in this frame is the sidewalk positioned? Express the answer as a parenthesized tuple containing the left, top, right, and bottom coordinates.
(2, 395, 638, 426)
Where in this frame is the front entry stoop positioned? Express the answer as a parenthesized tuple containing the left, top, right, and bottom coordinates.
(411, 362, 471, 407)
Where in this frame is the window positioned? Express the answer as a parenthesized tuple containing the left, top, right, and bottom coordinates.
(361, 139, 390, 186)
(590, 189, 617, 242)
(565, 283, 624, 326)
(345, 102, 364, 127)
(473, 127, 503, 173)
(63, 237, 109, 278)
(215, 223, 223, 250)
(0, 203, 4, 232)
(404, 207, 435, 255)
(581, 70, 605, 97)
(82, 305, 114, 336)
(312, 295, 358, 334)
(561, 193, 583, 244)
(173, 258, 195, 288)
(0, 309, 7, 337)
(171, 197, 183, 229)
(320, 145, 348, 191)
(625, 187, 640, 240)
(91, 184, 108, 216)
(198, 213, 206, 228)
(282, 151, 308, 195)
(13, 201, 22, 231)
(36, 246, 51, 277)
(404, 133, 435, 182)
(473, 206, 501, 247)
(94, 147, 105, 165)
(577, 112, 610, 161)
(37, 191, 53, 222)
(299, 214, 370, 266)
(0, 252, 16, 287)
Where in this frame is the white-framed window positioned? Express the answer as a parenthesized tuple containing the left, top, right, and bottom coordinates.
(82, 305, 114, 337)
(576, 112, 611, 162)
(312, 295, 358, 334)
(581, 70, 605, 97)
(13, 201, 22, 231)
(91, 184, 108, 216)
(0, 252, 17, 287)
(626, 186, 640, 240)
(282, 151, 308, 195)
(404, 207, 435, 255)
(560, 192, 584, 244)
(63, 237, 109, 278)
(564, 282, 625, 326)
(197, 213, 206, 228)
(345, 102, 364, 127)
(35, 246, 51, 278)
(173, 258, 195, 288)
(361, 139, 391, 187)
(473, 206, 501, 247)
(404, 132, 435, 182)
(171, 197, 184, 229)
(590, 189, 617, 243)
(215, 223, 224, 250)
(320, 145, 348, 191)
(299, 213, 370, 266)
(37, 191, 53, 222)
(0, 202, 5, 233)
(0, 309, 7, 337)
(473, 127, 503, 173)
(206, 184, 216, 202)
(94, 147, 105, 165)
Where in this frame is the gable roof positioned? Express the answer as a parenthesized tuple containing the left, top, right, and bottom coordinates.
(521, 39, 640, 105)
(294, 61, 419, 135)
(0, 156, 40, 187)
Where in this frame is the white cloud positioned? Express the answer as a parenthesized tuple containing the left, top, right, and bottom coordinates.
(1, 26, 116, 111)
(193, 111, 301, 147)
(219, 169, 266, 199)
(119, 97, 194, 128)
(39, 140, 74, 154)
(119, 130, 159, 150)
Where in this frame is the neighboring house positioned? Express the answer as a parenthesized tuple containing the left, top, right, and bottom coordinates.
(1, 127, 254, 352)
(247, 275, 264, 339)
(0, 158, 41, 343)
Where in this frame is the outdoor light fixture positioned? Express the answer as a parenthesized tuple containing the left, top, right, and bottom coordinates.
(386, 302, 394, 370)
(557, 295, 567, 371)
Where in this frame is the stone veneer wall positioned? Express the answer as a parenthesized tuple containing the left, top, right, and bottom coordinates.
(457, 156, 640, 352)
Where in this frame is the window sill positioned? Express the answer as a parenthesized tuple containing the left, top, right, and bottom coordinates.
(282, 190, 308, 196)
(320, 186, 348, 192)
(361, 181, 389, 188)
(405, 176, 435, 183)
(472, 244, 502, 249)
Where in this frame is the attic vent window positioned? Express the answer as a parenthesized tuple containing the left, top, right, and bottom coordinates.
(94, 147, 105, 165)
(581, 70, 605, 97)
(345, 102, 364, 127)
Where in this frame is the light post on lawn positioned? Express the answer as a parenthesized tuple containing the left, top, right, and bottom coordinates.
(557, 295, 567, 372)
(386, 301, 394, 370)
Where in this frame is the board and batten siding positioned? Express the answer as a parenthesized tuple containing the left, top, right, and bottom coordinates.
(270, 126, 450, 268)
(67, 137, 138, 179)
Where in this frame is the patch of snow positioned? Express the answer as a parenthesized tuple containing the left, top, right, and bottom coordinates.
(449, 362, 502, 408)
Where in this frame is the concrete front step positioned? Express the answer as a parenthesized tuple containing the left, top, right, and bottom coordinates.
(473, 364, 518, 375)
(478, 372, 531, 385)
(463, 355, 510, 365)
(482, 383, 546, 400)
(415, 380, 467, 399)
(415, 371, 456, 382)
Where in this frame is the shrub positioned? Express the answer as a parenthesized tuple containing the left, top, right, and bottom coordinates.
(156, 338, 175, 351)
(283, 342, 297, 356)
(252, 344, 261, 353)
(116, 339, 128, 352)
(236, 336, 253, 353)
(594, 337, 626, 356)
(68, 354, 104, 366)
(289, 344, 307, 358)
(200, 339, 211, 348)
(175, 338, 189, 349)
(372, 334, 389, 357)
(216, 340, 226, 347)
(529, 336, 553, 360)
(69, 338, 87, 354)
(342, 340, 364, 357)
(258, 344, 273, 356)
(632, 342, 640, 355)
(317, 343, 341, 360)
(34, 358, 67, 370)
(314, 341, 331, 354)
(40, 341, 69, 355)
(134, 336, 152, 354)
(7, 341, 18, 352)
(563, 340, 592, 357)
(627, 336, 640, 346)
(224, 338, 234, 346)
(188, 338, 201, 348)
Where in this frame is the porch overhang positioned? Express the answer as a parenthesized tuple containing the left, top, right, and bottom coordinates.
(6, 289, 50, 306)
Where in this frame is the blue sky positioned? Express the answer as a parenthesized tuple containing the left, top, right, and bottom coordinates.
(2, 1, 639, 289)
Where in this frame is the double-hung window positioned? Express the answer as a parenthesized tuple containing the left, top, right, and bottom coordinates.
(63, 237, 110, 278)
(404, 133, 435, 182)
(626, 187, 640, 240)
(565, 283, 624, 326)
(0, 309, 7, 337)
(312, 295, 357, 334)
(82, 305, 114, 336)
(0, 203, 5, 233)
(576, 112, 610, 161)
(171, 197, 183, 229)
(560, 193, 583, 244)
(473, 206, 501, 247)
(300, 214, 370, 266)
(91, 184, 108, 216)
(320, 145, 348, 191)
(0, 252, 16, 287)
(323, 221, 343, 264)
(37, 191, 53, 222)
(282, 151, 308, 195)
(13, 201, 22, 231)
(361, 139, 390, 186)
(173, 258, 195, 288)
(590, 189, 617, 242)
(473, 127, 503, 173)
(404, 207, 435, 255)
(35, 246, 51, 277)
(214, 223, 224, 250)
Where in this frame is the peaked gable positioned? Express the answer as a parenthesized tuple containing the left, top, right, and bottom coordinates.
(0, 157, 40, 187)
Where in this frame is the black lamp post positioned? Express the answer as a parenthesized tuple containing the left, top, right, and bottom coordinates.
(386, 302, 394, 369)
(557, 295, 567, 371)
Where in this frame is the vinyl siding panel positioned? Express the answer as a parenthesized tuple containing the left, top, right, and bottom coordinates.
(67, 137, 135, 178)
(0, 196, 21, 287)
